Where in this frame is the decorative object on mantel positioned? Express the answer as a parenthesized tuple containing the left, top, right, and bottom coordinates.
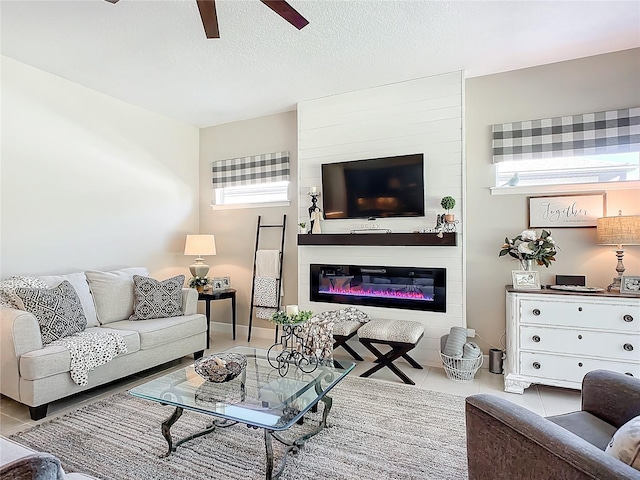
(440, 196, 456, 223)
(308, 187, 322, 234)
(597, 211, 640, 291)
(268, 307, 317, 376)
(298, 222, 307, 234)
(188, 276, 210, 293)
(194, 352, 247, 383)
(499, 229, 558, 270)
(184, 234, 217, 278)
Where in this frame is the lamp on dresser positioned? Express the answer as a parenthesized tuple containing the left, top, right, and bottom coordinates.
(184, 234, 217, 278)
(597, 211, 640, 291)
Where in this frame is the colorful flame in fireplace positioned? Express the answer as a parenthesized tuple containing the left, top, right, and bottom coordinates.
(319, 286, 434, 302)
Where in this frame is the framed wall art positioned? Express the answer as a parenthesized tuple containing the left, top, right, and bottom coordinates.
(528, 193, 605, 228)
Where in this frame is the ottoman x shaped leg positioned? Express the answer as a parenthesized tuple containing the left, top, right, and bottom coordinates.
(333, 331, 364, 361)
(359, 338, 423, 385)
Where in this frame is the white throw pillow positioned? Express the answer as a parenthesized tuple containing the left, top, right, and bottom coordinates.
(605, 415, 640, 471)
(37, 272, 99, 327)
(85, 268, 148, 325)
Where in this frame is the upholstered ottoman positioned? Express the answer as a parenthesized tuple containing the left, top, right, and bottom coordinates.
(357, 319, 425, 385)
(333, 320, 364, 361)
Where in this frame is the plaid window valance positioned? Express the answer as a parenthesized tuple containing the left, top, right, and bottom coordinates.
(212, 151, 290, 188)
(492, 107, 640, 163)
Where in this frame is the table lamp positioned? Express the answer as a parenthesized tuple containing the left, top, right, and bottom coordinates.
(184, 234, 216, 278)
(596, 211, 640, 291)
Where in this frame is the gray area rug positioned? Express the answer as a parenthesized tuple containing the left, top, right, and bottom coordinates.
(10, 376, 468, 479)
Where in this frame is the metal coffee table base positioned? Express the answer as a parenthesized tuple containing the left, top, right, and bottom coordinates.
(160, 394, 333, 480)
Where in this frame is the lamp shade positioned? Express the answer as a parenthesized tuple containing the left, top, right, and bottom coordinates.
(184, 235, 217, 256)
(596, 215, 640, 246)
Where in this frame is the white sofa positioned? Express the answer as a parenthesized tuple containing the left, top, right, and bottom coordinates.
(0, 268, 207, 420)
(0, 436, 98, 479)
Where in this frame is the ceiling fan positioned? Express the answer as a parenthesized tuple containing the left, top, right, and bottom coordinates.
(104, 0, 309, 39)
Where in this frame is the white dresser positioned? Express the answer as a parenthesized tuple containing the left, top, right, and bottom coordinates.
(504, 288, 640, 394)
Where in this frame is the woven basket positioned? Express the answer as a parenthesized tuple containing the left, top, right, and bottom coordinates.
(440, 351, 483, 382)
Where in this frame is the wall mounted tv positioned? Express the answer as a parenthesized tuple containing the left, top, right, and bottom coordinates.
(321, 153, 425, 220)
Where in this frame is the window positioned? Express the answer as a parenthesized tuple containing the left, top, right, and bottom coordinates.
(211, 151, 290, 208)
(496, 152, 640, 188)
(491, 107, 640, 194)
(214, 181, 290, 207)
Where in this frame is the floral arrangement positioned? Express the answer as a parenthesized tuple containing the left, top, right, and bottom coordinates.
(270, 310, 314, 325)
(189, 276, 210, 288)
(499, 229, 558, 268)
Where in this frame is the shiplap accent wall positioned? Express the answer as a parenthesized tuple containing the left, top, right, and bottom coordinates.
(297, 71, 465, 366)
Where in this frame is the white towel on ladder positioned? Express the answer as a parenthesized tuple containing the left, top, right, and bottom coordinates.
(255, 249, 283, 296)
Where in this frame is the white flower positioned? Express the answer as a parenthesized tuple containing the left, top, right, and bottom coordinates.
(520, 230, 537, 241)
(518, 243, 535, 255)
(546, 236, 554, 244)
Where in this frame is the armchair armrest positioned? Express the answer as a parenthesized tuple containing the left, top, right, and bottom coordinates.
(181, 288, 198, 316)
(465, 394, 640, 480)
(581, 369, 640, 429)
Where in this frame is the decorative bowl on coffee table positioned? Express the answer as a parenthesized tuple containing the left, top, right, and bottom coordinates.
(194, 352, 247, 383)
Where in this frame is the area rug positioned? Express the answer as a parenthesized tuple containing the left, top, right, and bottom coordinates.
(10, 376, 468, 480)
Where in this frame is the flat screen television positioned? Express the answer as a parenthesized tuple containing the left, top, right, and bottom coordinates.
(321, 154, 425, 220)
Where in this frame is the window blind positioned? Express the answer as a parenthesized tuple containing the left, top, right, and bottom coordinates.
(492, 107, 640, 163)
(212, 151, 290, 188)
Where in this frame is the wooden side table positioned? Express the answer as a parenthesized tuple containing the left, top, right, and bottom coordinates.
(198, 288, 237, 348)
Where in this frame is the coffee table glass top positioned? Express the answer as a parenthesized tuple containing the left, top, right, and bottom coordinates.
(129, 346, 354, 431)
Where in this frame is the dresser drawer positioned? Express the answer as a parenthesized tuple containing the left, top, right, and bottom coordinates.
(520, 351, 640, 384)
(519, 298, 638, 331)
(520, 325, 640, 362)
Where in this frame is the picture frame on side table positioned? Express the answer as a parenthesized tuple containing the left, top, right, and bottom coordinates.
(620, 275, 640, 294)
(528, 193, 605, 228)
(212, 278, 225, 290)
(221, 277, 231, 288)
(512, 270, 541, 290)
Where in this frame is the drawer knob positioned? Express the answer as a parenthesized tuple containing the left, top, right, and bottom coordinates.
(624, 343, 634, 352)
(532, 309, 541, 316)
(578, 335, 583, 340)
(626, 373, 634, 377)
(532, 335, 541, 342)
(578, 362, 583, 367)
(623, 315, 634, 323)
(533, 362, 541, 369)
(578, 307, 583, 312)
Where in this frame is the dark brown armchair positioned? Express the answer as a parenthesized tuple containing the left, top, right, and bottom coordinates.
(465, 370, 640, 479)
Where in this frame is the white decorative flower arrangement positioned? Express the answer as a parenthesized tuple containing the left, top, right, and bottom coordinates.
(499, 229, 558, 268)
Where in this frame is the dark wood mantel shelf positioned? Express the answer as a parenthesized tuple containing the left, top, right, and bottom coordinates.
(297, 232, 457, 247)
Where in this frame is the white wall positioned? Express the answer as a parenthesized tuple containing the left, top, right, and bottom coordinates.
(465, 48, 640, 351)
(297, 72, 465, 366)
(199, 112, 298, 340)
(0, 57, 200, 279)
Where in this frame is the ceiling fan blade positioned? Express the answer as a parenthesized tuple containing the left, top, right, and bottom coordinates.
(260, 0, 309, 30)
(196, 0, 220, 39)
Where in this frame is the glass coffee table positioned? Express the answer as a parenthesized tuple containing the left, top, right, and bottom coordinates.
(129, 346, 354, 480)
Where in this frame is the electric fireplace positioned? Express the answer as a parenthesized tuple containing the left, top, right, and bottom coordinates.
(310, 264, 446, 312)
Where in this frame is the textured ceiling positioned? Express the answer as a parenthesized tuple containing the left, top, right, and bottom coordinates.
(1, 0, 639, 128)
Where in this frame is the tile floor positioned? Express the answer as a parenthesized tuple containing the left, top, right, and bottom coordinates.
(0, 335, 581, 437)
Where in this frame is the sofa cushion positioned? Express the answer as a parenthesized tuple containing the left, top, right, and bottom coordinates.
(37, 272, 99, 328)
(606, 415, 640, 470)
(106, 314, 205, 350)
(14, 281, 87, 346)
(130, 275, 184, 321)
(85, 268, 148, 325)
(19, 327, 140, 381)
(0, 276, 48, 309)
(547, 411, 617, 451)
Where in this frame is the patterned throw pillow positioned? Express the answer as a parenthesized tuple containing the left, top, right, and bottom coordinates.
(14, 280, 87, 345)
(606, 415, 640, 471)
(129, 275, 185, 321)
(0, 276, 49, 309)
